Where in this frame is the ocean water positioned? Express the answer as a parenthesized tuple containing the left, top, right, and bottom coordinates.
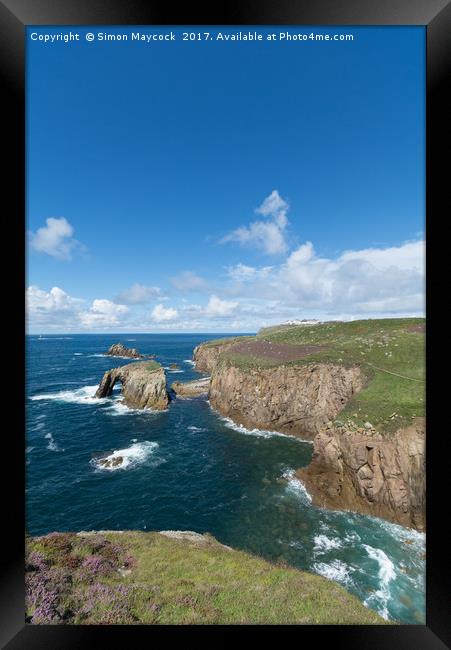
(26, 334, 425, 624)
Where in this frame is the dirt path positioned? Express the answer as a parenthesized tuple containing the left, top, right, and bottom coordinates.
(364, 361, 424, 382)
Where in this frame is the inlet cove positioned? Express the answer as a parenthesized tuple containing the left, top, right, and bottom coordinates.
(26, 319, 425, 625)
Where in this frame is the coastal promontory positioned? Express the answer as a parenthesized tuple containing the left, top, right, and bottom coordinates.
(192, 318, 425, 530)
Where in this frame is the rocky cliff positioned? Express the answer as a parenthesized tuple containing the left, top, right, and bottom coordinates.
(298, 417, 425, 530)
(193, 320, 425, 530)
(208, 362, 364, 439)
(95, 362, 169, 410)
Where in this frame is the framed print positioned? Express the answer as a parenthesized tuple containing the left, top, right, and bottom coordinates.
(1, 0, 450, 647)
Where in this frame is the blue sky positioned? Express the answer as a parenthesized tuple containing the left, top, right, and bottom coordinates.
(26, 26, 425, 332)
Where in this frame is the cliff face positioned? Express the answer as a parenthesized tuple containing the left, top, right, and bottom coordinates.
(95, 362, 169, 410)
(298, 418, 425, 531)
(209, 363, 364, 440)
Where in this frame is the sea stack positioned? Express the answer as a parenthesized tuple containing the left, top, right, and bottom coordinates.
(95, 361, 169, 410)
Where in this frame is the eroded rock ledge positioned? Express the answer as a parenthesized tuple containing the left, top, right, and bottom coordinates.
(171, 377, 211, 398)
(95, 362, 169, 410)
(298, 417, 425, 531)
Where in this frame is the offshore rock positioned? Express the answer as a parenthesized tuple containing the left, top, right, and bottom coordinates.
(95, 362, 169, 410)
(105, 343, 142, 358)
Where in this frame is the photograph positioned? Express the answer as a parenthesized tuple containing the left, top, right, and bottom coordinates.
(23, 22, 429, 628)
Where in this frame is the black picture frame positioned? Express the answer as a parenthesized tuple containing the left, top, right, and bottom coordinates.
(2, 0, 450, 647)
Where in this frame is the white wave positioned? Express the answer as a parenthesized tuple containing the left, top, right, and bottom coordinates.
(184, 359, 195, 366)
(44, 432, 63, 452)
(31, 423, 45, 431)
(313, 559, 354, 586)
(188, 426, 206, 432)
(313, 534, 343, 554)
(36, 337, 73, 340)
(104, 398, 167, 416)
(91, 441, 159, 471)
(362, 544, 396, 620)
(26, 446, 34, 454)
(219, 415, 307, 441)
(36, 414, 46, 420)
(73, 353, 83, 356)
(282, 469, 313, 504)
(343, 531, 362, 544)
(376, 518, 425, 546)
(126, 339, 137, 341)
(29, 385, 105, 405)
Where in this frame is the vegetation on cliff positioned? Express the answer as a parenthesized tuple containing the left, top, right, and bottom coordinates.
(26, 530, 385, 625)
(202, 318, 425, 435)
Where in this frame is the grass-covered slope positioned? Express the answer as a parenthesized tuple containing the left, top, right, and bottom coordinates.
(26, 530, 385, 625)
(205, 318, 425, 435)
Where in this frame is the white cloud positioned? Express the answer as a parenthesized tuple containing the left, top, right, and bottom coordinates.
(171, 271, 207, 292)
(205, 294, 239, 317)
(115, 283, 161, 304)
(26, 285, 83, 313)
(151, 303, 179, 322)
(221, 190, 290, 255)
(29, 217, 81, 260)
(79, 299, 129, 328)
(227, 239, 425, 315)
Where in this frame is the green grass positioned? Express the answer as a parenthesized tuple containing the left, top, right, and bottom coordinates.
(207, 318, 425, 435)
(26, 531, 386, 625)
(199, 335, 253, 349)
(142, 361, 161, 372)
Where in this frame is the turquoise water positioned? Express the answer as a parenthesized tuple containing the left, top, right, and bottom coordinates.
(26, 334, 425, 623)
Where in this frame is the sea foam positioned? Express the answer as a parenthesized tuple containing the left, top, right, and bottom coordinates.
(29, 385, 104, 405)
(313, 559, 354, 586)
(91, 441, 159, 472)
(362, 544, 396, 620)
(282, 468, 313, 504)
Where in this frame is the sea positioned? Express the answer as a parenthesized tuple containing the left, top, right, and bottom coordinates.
(26, 333, 425, 624)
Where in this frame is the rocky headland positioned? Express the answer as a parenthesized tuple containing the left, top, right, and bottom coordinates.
(192, 318, 425, 530)
(95, 361, 169, 410)
(105, 342, 143, 358)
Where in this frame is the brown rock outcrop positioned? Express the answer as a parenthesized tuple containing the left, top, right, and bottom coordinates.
(171, 377, 211, 397)
(95, 362, 169, 410)
(208, 363, 364, 439)
(298, 417, 425, 531)
(105, 343, 142, 358)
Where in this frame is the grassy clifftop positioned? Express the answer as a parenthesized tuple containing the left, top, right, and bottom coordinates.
(201, 318, 425, 435)
(26, 530, 385, 625)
